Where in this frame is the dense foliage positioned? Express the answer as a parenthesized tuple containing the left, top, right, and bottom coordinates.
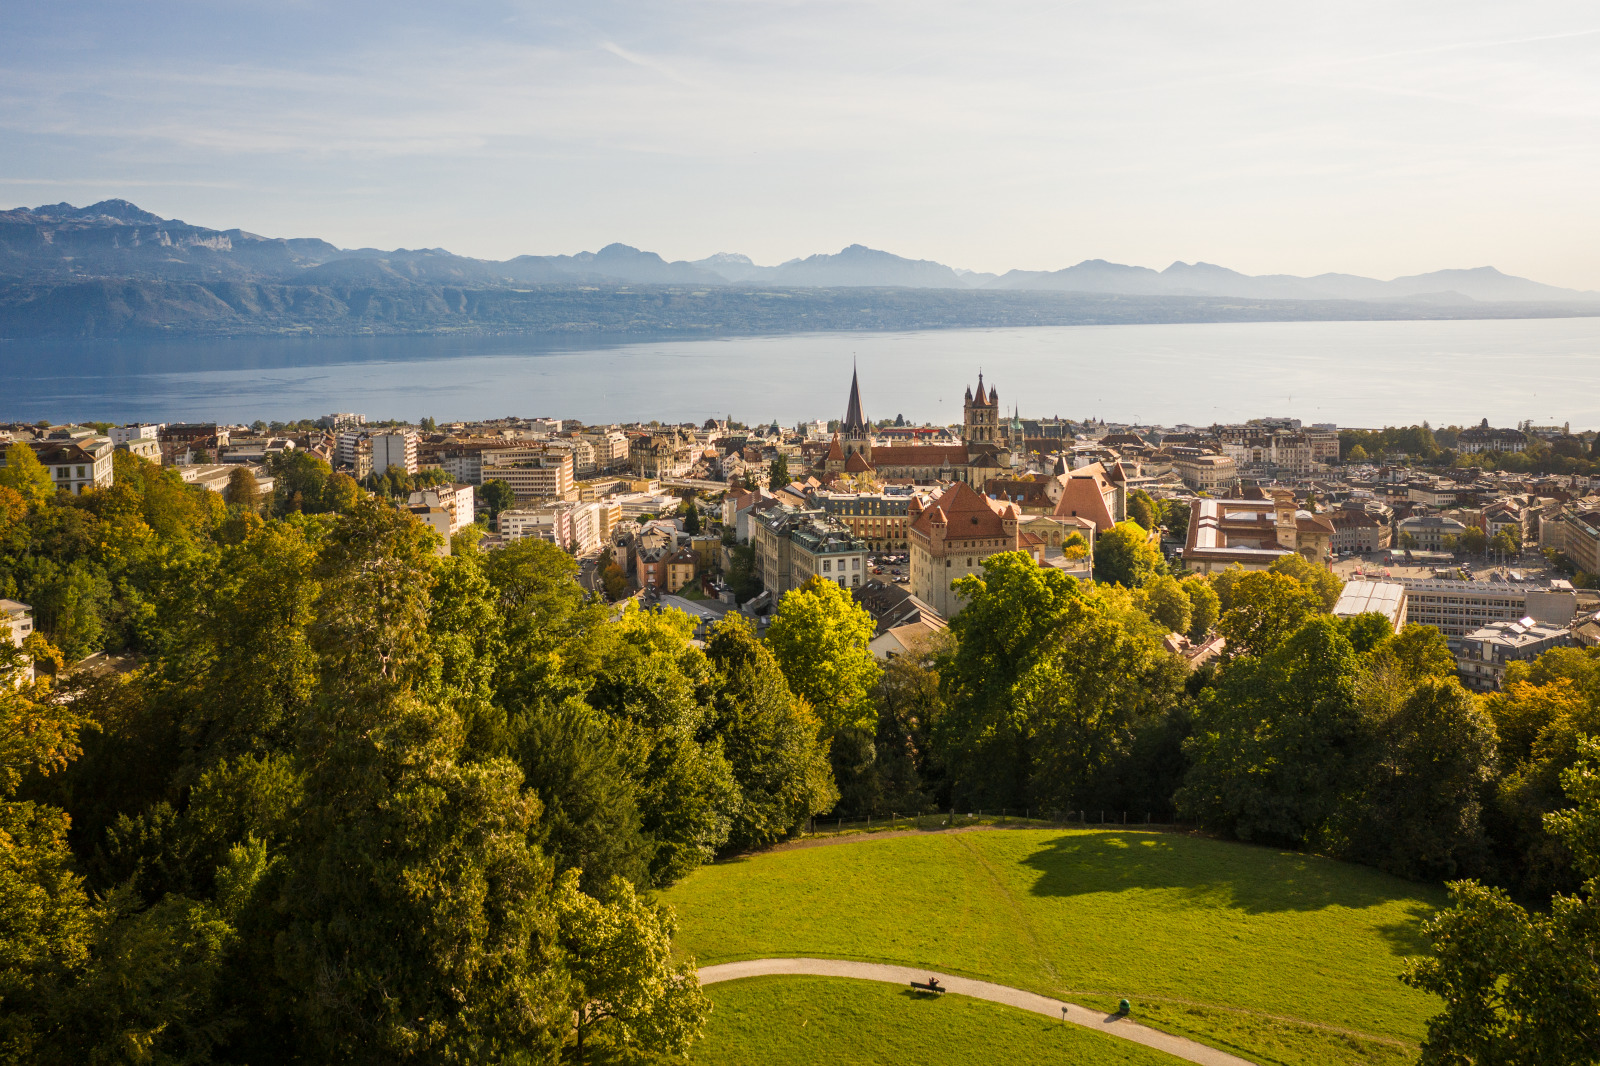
(4, 442, 1596, 1060)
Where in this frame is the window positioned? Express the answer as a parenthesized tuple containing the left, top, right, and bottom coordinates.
(853, 557, 861, 569)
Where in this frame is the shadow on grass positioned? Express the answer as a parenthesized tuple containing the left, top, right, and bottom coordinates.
(1019, 832, 1444, 919)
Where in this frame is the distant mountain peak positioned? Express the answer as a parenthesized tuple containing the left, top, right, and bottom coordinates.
(1, 198, 1594, 304)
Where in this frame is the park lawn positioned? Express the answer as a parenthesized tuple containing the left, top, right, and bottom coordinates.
(664, 827, 1445, 1066)
(693, 975, 1182, 1066)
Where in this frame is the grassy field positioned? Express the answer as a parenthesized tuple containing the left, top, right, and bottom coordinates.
(665, 827, 1444, 1066)
(695, 975, 1181, 1066)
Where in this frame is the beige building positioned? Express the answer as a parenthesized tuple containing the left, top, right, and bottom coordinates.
(1173, 454, 1238, 492)
(1181, 491, 1336, 574)
(907, 481, 1022, 618)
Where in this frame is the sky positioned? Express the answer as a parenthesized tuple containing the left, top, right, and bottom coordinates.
(3, 1, 1599, 288)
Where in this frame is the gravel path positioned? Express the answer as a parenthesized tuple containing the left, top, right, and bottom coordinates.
(699, 958, 1257, 1066)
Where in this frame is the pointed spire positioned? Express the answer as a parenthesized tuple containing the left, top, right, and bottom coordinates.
(843, 365, 868, 435)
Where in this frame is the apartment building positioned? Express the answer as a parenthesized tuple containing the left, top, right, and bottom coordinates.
(372, 432, 419, 476)
(1329, 508, 1391, 554)
(19, 429, 116, 495)
(752, 508, 870, 597)
(484, 450, 575, 500)
(111, 423, 160, 446)
(1541, 508, 1600, 574)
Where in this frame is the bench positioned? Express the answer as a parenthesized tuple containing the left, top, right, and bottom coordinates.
(909, 978, 945, 994)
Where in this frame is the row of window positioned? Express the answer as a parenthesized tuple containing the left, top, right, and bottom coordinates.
(820, 556, 863, 573)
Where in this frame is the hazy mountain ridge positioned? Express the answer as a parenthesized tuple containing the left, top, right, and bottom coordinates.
(4, 199, 1595, 305)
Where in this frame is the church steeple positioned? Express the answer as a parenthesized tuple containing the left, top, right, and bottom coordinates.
(843, 364, 868, 436)
(839, 363, 872, 463)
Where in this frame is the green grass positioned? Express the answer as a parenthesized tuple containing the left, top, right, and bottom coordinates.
(694, 975, 1180, 1066)
(663, 827, 1445, 1066)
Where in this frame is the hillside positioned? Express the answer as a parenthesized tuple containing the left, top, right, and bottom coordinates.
(664, 826, 1445, 1066)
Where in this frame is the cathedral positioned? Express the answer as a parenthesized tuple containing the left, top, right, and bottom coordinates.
(820, 367, 1013, 485)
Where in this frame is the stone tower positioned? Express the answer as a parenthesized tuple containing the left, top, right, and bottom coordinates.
(962, 372, 1000, 445)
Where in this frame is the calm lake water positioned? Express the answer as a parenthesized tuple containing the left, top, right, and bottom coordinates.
(4, 317, 1600, 429)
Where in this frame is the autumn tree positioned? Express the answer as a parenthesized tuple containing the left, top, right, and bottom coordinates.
(0, 442, 55, 505)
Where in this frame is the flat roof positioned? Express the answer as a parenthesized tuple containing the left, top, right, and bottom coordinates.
(1333, 580, 1405, 619)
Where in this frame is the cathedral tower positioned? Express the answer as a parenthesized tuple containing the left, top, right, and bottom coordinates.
(962, 372, 1000, 445)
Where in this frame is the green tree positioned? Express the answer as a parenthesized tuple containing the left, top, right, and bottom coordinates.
(1461, 525, 1488, 554)
(553, 871, 710, 1066)
(1134, 573, 1191, 634)
(0, 442, 55, 505)
(481, 478, 515, 518)
(1093, 520, 1163, 587)
(1403, 737, 1600, 1065)
(1127, 490, 1160, 532)
(1334, 676, 1497, 879)
(765, 577, 881, 735)
(680, 498, 702, 536)
(1178, 617, 1362, 844)
(1268, 552, 1343, 611)
(704, 615, 837, 848)
(509, 697, 652, 892)
(942, 552, 1184, 810)
(767, 453, 790, 489)
(1346, 443, 1369, 462)
(1182, 577, 1220, 643)
(278, 499, 569, 1062)
(1217, 571, 1324, 655)
(1162, 499, 1191, 539)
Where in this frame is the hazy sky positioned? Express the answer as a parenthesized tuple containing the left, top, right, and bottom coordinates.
(4, 1, 1599, 287)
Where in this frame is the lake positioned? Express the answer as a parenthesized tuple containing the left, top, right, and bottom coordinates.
(4, 317, 1600, 430)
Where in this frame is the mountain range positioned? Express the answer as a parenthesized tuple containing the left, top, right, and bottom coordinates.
(4, 199, 1596, 304)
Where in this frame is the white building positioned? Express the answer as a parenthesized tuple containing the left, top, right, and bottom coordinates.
(2, 599, 34, 686)
(111, 423, 160, 445)
(408, 483, 476, 535)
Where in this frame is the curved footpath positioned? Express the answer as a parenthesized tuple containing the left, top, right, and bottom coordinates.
(699, 958, 1256, 1066)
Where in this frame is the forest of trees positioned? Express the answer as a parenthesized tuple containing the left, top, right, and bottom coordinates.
(2, 439, 1596, 1063)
